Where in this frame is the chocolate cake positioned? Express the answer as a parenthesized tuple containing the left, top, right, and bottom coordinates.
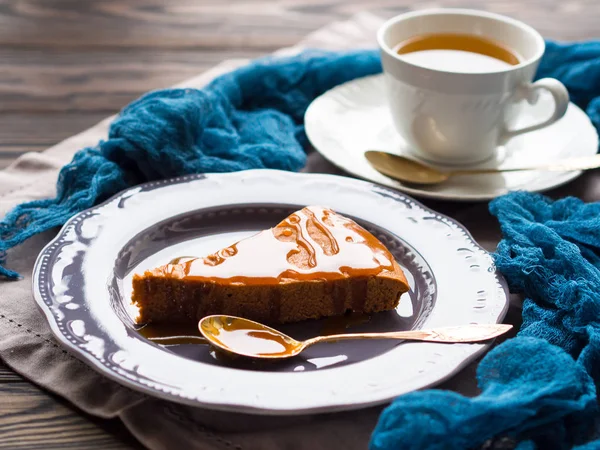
(131, 206, 409, 324)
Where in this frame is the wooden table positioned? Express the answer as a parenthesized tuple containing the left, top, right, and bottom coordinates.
(0, 0, 597, 448)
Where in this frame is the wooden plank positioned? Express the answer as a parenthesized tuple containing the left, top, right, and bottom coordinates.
(0, 114, 109, 149)
(0, 49, 263, 113)
(0, 0, 323, 49)
(0, 382, 140, 449)
(0, 113, 110, 168)
(0, 0, 594, 51)
(0, 113, 109, 145)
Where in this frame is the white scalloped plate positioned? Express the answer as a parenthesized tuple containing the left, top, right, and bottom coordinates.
(305, 74, 599, 201)
(33, 170, 508, 415)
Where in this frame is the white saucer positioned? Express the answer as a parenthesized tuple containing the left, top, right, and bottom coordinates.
(305, 74, 599, 201)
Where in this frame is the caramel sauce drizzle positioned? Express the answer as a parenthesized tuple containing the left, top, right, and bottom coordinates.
(138, 322, 207, 345)
(152, 206, 395, 286)
(283, 212, 318, 268)
(206, 318, 300, 357)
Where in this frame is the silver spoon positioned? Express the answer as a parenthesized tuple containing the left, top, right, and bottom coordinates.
(199, 315, 513, 360)
(365, 150, 600, 185)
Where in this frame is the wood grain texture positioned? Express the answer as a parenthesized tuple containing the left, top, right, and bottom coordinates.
(0, 381, 141, 449)
(0, 112, 109, 167)
(0, 0, 596, 50)
(0, 0, 595, 449)
(0, 362, 140, 449)
(0, 362, 21, 382)
(0, 49, 264, 113)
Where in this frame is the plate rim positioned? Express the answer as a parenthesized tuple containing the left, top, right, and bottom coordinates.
(32, 169, 510, 415)
(304, 73, 599, 202)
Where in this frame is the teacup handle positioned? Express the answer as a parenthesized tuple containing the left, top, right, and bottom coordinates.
(503, 78, 570, 139)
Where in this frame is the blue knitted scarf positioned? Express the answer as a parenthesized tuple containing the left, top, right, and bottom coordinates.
(3, 42, 600, 449)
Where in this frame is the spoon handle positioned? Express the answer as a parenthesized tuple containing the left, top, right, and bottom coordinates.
(304, 324, 512, 347)
(450, 154, 600, 176)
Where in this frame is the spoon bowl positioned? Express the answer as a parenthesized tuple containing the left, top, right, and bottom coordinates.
(199, 315, 513, 360)
(199, 315, 305, 359)
(365, 150, 451, 184)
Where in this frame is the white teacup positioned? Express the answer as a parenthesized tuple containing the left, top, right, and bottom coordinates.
(377, 9, 569, 165)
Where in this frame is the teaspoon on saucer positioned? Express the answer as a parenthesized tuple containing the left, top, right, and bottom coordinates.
(198, 315, 512, 360)
(365, 150, 600, 185)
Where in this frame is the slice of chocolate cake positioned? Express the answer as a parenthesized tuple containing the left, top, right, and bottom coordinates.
(131, 206, 409, 325)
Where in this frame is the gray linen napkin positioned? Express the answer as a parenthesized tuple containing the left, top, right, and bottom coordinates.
(0, 12, 561, 450)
